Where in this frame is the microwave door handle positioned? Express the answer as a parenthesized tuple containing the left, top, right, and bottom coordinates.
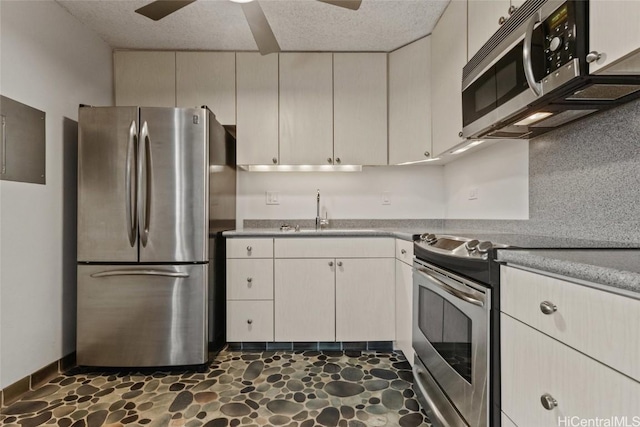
(523, 9, 543, 96)
(415, 267, 484, 307)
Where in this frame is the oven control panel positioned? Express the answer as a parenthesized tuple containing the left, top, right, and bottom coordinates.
(417, 233, 499, 260)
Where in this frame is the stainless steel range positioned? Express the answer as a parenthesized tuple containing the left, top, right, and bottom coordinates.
(412, 233, 508, 427)
(411, 232, 634, 427)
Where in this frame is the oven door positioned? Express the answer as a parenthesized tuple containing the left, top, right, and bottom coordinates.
(412, 260, 490, 427)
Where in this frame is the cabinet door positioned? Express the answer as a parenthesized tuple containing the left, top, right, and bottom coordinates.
(501, 314, 640, 426)
(501, 266, 640, 382)
(227, 259, 274, 300)
(336, 258, 395, 341)
(236, 52, 279, 165)
(176, 52, 236, 125)
(227, 300, 274, 342)
(431, 0, 467, 156)
(333, 53, 387, 165)
(275, 258, 335, 341)
(279, 53, 334, 165)
(114, 51, 176, 107)
(589, 0, 640, 74)
(388, 37, 432, 164)
(395, 259, 414, 365)
(467, 0, 511, 60)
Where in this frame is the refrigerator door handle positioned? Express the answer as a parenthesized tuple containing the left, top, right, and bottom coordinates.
(126, 120, 138, 247)
(138, 121, 150, 247)
(90, 269, 190, 278)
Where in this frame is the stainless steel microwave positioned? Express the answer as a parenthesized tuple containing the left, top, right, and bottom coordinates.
(461, 0, 640, 140)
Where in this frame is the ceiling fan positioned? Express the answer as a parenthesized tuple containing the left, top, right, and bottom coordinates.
(135, 0, 362, 55)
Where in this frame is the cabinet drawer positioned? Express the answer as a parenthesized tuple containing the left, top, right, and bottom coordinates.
(227, 259, 273, 300)
(501, 314, 640, 427)
(501, 266, 640, 382)
(395, 239, 414, 265)
(227, 238, 273, 258)
(227, 300, 273, 342)
(274, 237, 394, 258)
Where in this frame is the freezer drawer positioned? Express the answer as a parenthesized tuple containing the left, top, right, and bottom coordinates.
(77, 264, 208, 367)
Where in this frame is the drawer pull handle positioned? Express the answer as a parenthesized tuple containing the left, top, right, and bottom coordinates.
(246, 246, 252, 252)
(540, 301, 557, 315)
(401, 249, 407, 255)
(328, 261, 334, 267)
(247, 319, 253, 325)
(540, 393, 558, 410)
(337, 261, 343, 267)
(247, 277, 253, 284)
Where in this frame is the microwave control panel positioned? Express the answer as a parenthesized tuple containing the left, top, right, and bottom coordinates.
(542, 3, 577, 76)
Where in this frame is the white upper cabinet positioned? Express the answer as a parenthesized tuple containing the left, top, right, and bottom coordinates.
(236, 53, 279, 165)
(431, 0, 467, 157)
(176, 52, 236, 125)
(589, 0, 640, 74)
(333, 53, 388, 165)
(389, 36, 432, 164)
(114, 51, 176, 107)
(279, 53, 334, 165)
(467, 0, 526, 60)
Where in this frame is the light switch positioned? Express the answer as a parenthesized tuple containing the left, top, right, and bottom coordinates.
(468, 187, 479, 200)
(382, 191, 391, 205)
(266, 191, 280, 205)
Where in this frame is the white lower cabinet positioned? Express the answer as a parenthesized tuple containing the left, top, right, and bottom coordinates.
(394, 238, 414, 365)
(227, 300, 273, 342)
(227, 237, 397, 343)
(500, 265, 640, 427)
(501, 266, 640, 381)
(336, 258, 395, 341)
(226, 238, 274, 342)
(226, 258, 273, 300)
(501, 314, 640, 426)
(395, 259, 414, 365)
(274, 258, 336, 342)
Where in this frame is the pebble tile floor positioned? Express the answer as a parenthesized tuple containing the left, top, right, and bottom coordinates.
(0, 350, 431, 427)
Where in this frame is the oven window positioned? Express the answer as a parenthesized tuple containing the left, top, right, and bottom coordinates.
(418, 286, 472, 383)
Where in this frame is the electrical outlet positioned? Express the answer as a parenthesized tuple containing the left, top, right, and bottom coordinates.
(266, 191, 280, 205)
(468, 187, 479, 200)
(382, 191, 391, 205)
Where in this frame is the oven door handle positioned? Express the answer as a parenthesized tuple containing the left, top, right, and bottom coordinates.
(415, 267, 485, 307)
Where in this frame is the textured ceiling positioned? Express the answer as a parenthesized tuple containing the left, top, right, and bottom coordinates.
(56, 0, 450, 52)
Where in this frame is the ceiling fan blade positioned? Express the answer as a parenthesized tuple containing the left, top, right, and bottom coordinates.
(241, 1, 281, 55)
(135, 0, 196, 21)
(316, 0, 362, 11)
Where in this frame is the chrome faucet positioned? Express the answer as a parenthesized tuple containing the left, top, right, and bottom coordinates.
(316, 189, 329, 230)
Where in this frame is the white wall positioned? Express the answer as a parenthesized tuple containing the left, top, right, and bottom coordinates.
(443, 140, 529, 219)
(0, 0, 112, 388)
(237, 165, 445, 225)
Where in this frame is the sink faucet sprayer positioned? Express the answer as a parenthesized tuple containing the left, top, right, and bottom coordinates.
(316, 189, 329, 230)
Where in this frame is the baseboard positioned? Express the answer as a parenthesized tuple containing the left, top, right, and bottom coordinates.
(0, 352, 76, 407)
(226, 341, 395, 352)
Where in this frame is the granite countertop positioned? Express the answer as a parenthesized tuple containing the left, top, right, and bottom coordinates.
(497, 249, 640, 297)
(222, 227, 419, 241)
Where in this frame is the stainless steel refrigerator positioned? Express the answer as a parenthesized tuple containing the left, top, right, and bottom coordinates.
(76, 106, 235, 367)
